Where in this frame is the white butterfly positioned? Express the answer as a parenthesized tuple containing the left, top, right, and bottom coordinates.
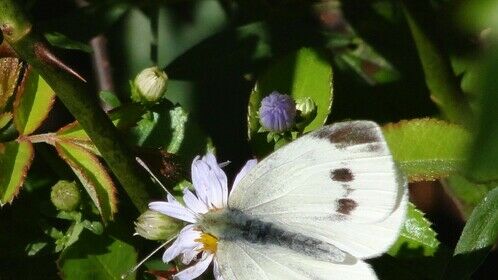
(144, 120, 408, 280)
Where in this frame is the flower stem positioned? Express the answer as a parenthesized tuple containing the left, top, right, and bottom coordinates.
(0, 0, 152, 212)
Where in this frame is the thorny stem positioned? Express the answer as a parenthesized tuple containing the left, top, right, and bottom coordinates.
(75, 0, 118, 111)
(401, 2, 473, 127)
(0, 0, 152, 212)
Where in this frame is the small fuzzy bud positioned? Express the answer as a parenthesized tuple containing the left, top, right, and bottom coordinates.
(259, 91, 296, 132)
(135, 210, 183, 241)
(295, 97, 317, 125)
(50, 180, 81, 211)
(132, 66, 168, 103)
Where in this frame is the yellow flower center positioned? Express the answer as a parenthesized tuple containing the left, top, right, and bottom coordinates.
(196, 232, 218, 254)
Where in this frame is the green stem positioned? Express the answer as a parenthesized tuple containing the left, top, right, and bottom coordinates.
(402, 2, 472, 126)
(0, 1, 152, 212)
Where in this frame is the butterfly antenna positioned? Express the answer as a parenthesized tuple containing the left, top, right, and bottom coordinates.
(121, 235, 177, 280)
(135, 156, 171, 196)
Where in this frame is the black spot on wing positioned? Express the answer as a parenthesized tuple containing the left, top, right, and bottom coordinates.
(313, 122, 381, 148)
(336, 198, 358, 215)
(331, 168, 354, 182)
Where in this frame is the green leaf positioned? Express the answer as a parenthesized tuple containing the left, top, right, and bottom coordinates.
(383, 118, 471, 182)
(444, 175, 491, 219)
(444, 186, 498, 279)
(56, 104, 145, 154)
(44, 32, 92, 53)
(58, 227, 138, 280)
(165, 106, 188, 154)
(389, 203, 439, 257)
(55, 140, 117, 222)
(402, 4, 472, 126)
(377, 203, 448, 280)
(0, 57, 23, 112)
(129, 104, 186, 149)
(0, 140, 34, 205)
(13, 69, 56, 135)
(99, 90, 122, 109)
(466, 48, 498, 183)
(248, 47, 333, 157)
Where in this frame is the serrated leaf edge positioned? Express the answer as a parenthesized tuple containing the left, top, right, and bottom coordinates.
(12, 69, 56, 135)
(0, 139, 34, 206)
(55, 140, 117, 221)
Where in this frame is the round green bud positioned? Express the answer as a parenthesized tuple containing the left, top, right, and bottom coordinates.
(132, 66, 168, 103)
(50, 180, 81, 211)
(295, 97, 317, 125)
(134, 210, 183, 241)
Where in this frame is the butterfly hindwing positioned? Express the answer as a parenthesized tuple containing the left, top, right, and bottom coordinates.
(216, 238, 377, 280)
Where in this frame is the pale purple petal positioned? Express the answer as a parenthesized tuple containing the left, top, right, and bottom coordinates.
(230, 159, 257, 196)
(173, 252, 214, 280)
(191, 156, 209, 205)
(149, 201, 197, 223)
(163, 225, 200, 262)
(166, 194, 176, 203)
(196, 158, 220, 208)
(183, 189, 209, 214)
(181, 248, 200, 265)
(213, 259, 224, 280)
(202, 153, 228, 207)
(191, 154, 228, 209)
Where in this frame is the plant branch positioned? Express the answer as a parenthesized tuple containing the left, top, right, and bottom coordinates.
(0, 0, 152, 212)
(402, 2, 473, 126)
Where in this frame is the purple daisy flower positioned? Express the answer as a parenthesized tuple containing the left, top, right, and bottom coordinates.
(259, 92, 296, 132)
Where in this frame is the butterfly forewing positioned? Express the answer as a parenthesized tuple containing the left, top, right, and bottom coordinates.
(230, 121, 402, 222)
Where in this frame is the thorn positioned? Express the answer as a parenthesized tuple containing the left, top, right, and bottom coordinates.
(34, 42, 87, 83)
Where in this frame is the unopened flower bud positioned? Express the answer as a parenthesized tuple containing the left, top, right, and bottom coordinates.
(295, 97, 317, 125)
(50, 180, 80, 211)
(259, 91, 296, 132)
(132, 66, 168, 103)
(134, 210, 182, 241)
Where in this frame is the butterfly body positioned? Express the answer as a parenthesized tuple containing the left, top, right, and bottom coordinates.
(199, 208, 348, 263)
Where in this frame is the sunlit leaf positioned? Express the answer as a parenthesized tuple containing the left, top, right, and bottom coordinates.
(0, 140, 34, 205)
(55, 140, 117, 222)
(248, 47, 333, 156)
(444, 186, 498, 279)
(389, 203, 439, 257)
(0, 112, 12, 130)
(0, 57, 23, 112)
(383, 118, 471, 182)
(166, 106, 187, 153)
(128, 104, 186, 149)
(13, 69, 56, 135)
(58, 227, 137, 280)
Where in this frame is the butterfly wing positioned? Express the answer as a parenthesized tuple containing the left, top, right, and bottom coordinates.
(228, 121, 407, 259)
(216, 238, 377, 280)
